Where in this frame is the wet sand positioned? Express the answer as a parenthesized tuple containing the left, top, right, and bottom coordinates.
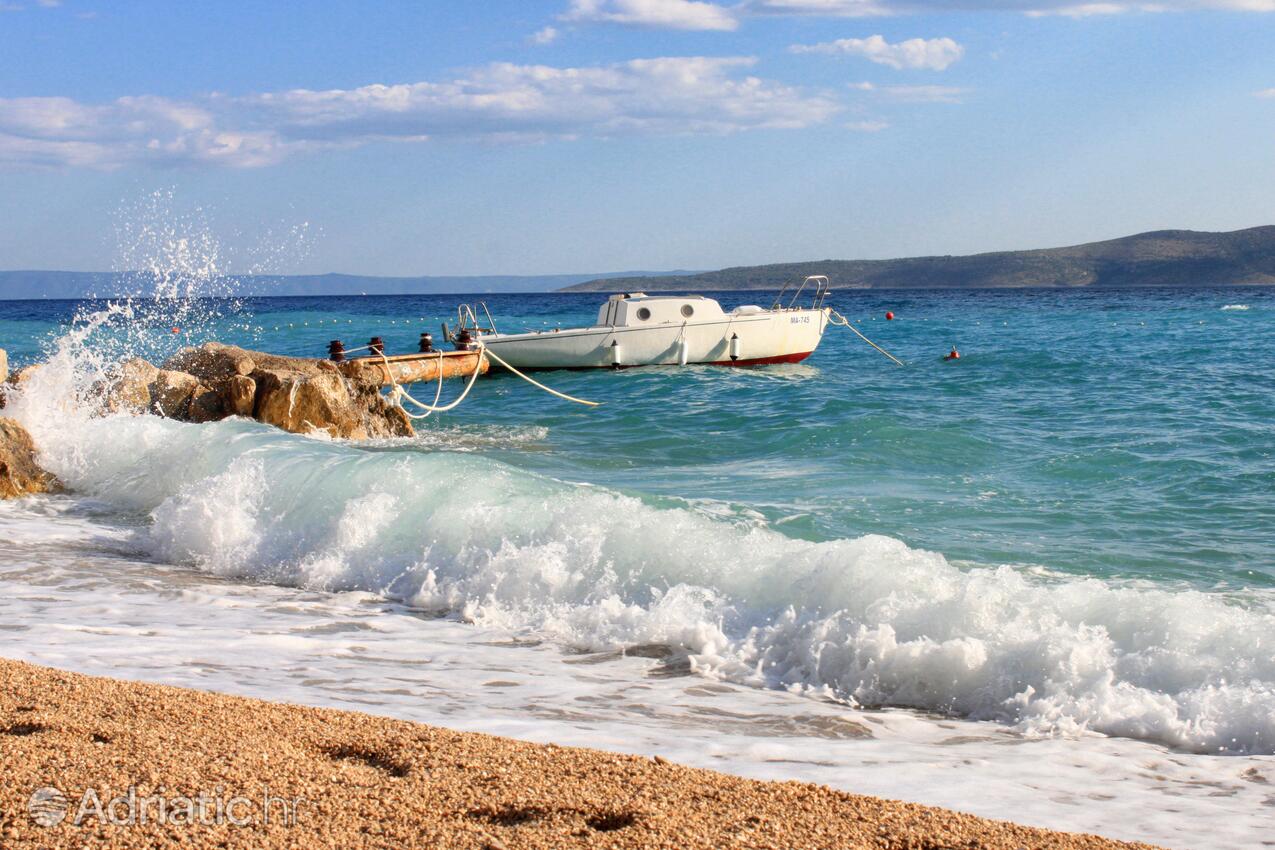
(0, 657, 1160, 849)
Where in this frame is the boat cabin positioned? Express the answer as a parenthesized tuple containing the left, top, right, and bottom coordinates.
(596, 293, 728, 328)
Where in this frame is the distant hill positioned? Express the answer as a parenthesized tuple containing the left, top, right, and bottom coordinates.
(561, 227, 1275, 293)
(0, 269, 699, 300)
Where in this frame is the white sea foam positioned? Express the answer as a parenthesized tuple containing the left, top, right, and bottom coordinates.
(1221, 304, 1250, 311)
(3, 522, 1269, 850)
(8, 343, 1275, 756)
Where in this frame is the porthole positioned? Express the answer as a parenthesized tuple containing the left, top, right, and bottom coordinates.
(681, 304, 694, 318)
(636, 307, 652, 321)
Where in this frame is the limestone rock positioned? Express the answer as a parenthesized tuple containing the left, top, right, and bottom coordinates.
(253, 368, 366, 439)
(0, 418, 59, 499)
(69, 342, 417, 439)
(225, 375, 256, 418)
(378, 400, 413, 438)
(165, 342, 414, 438)
(163, 342, 256, 381)
(2, 363, 41, 409)
(187, 385, 225, 424)
(7, 363, 41, 387)
(101, 357, 158, 413)
(0, 348, 7, 384)
(149, 369, 201, 418)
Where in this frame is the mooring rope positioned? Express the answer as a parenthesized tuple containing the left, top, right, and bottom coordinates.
(374, 342, 600, 416)
(828, 309, 906, 367)
(378, 347, 483, 417)
(480, 344, 601, 407)
(382, 350, 446, 420)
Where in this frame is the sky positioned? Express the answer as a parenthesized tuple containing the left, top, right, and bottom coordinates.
(0, 0, 1273, 276)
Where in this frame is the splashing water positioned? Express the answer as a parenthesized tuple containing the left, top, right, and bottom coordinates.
(15, 190, 310, 412)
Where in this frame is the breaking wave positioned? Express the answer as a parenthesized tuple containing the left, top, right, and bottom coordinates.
(6, 338, 1275, 756)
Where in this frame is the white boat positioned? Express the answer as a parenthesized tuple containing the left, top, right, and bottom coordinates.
(454, 277, 833, 371)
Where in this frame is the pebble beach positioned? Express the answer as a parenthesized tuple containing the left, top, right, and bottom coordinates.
(0, 658, 1159, 850)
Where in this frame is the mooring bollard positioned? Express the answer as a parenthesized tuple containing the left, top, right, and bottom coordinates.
(328, 339, 345, 362)
(419, 332, 434, 353)
(368, 336, 384, 355)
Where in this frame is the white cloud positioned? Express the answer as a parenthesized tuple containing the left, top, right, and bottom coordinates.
(0, 58, 840, 169)
(748, 0, 890, 14)
(1, 0, 62, 9)
(851, 81, 968, 102)
(529, 25, 560, 44)
(551, 0, 1275, 30)
(792, 34, 964, 70)
(747, 0, 1275, 14)
(1255, 88, 1275, 98)
(846, 119, 890, 131)
(1024, 3, 1129, 15)
(562, 0, 738, 30)
(1024, 0, 1275, 13)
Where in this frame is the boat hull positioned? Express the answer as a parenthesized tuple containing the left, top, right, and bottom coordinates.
(481, 308, 828, 371)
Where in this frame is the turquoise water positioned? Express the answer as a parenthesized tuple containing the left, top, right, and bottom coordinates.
(5, 287, 1270, 591)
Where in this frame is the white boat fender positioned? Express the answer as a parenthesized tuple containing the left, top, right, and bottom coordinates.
(677, 337, 689, 366)
(729, 333, 741, 361)
(610, 339, 622, 368)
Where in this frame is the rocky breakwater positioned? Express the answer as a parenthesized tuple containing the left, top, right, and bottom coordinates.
(104, 342, 419, 439)
(0, 340, 474, 498)
(0, 416, 60, 499)
(0, 348, 60, 499)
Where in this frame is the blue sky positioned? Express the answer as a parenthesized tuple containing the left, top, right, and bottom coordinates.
(1, 0, 1273, 276)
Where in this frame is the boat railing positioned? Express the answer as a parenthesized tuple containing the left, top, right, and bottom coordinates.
(771, 275, 831, 311)
(456, 302, 500, 335)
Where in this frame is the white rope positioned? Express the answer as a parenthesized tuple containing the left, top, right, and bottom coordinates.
(377, 347, 483, 417)
(828, 309, 906, 367)
(387, 350, 446, 420)
(481, 344, 601, 407)
(375, 341, 601, 416)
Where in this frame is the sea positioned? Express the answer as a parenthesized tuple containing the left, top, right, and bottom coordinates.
(1, 285, 1273, 849)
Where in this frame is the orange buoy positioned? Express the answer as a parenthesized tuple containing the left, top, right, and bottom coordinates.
(944, 346, 960, 361)
(171, 327, 180, 334)
(885, 311, 895, 321)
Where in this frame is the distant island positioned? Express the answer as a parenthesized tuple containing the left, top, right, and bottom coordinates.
(0, 270, 698, 300)
(5, 226, 1273, 300)
(562, 226, 1275, 292)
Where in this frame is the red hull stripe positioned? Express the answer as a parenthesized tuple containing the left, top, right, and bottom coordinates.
(709, 351, 813, 367)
